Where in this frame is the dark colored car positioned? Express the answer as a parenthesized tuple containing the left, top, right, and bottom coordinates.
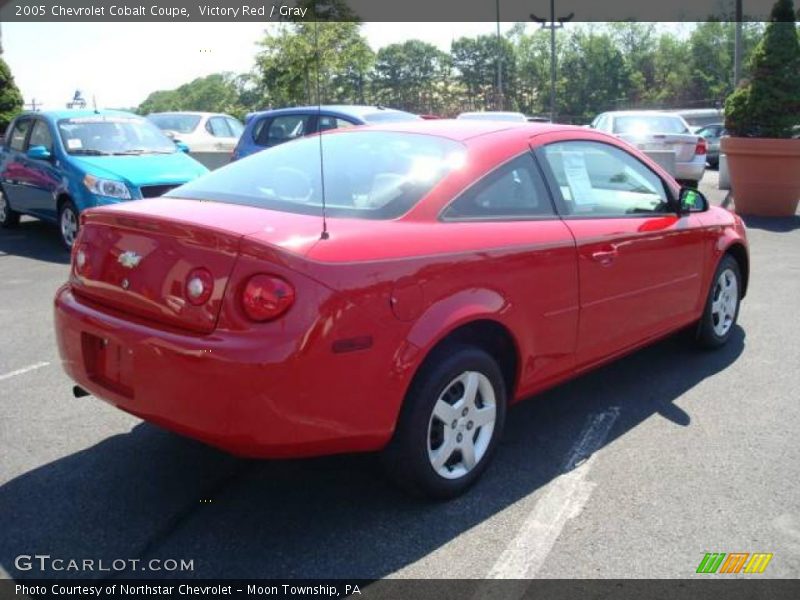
(232, 105, 420, 161)
(695, 123, 727, 168)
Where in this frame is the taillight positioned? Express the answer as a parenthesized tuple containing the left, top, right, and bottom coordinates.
(72, 243, 88, 277)
(241, 274, 295, 322)
(695, 138, 707, 155)
(185, 268, 214, 306)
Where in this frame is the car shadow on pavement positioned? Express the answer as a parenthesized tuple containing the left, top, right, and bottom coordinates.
(740, 214, 800, 232)
(0, 327, 744, 580)
(0, 219, 70, 264)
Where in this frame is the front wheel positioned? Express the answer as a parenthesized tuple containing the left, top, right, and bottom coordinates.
(0, 187, 21, 228)
(58, 200, 79, 249)
(697, 255, 742, 349)
(382, 345, 507, 499)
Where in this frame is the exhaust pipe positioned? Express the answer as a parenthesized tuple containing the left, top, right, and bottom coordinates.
(73, 385, 90, 398)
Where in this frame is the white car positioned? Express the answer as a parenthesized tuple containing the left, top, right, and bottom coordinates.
(147, 112, 244, 169)
(590, 110, 706, 186)
(456, 111, 528, 123)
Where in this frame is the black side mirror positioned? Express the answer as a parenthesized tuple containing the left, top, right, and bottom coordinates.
(678, 186, 709, 214)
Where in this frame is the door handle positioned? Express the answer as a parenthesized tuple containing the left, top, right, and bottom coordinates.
(590, 248, 618, 265)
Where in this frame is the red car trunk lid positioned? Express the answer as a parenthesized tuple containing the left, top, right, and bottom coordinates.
(70, 198, 332, 333)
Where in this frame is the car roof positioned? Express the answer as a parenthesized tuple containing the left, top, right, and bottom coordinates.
(148, 111, 224, 117)
(246, 105, 413, 122)
(335, 118, 582, 142)
(23, 109, 142, 121)
(603, 110, 685, 118)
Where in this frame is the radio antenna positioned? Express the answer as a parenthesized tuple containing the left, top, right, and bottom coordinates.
(313, 13, 329, 240)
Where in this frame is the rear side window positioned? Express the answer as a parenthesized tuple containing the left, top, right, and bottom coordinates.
(318, 116, 356, 132)
(443, 154, 553, 220)
(168, 131, 465, 220)
(206, 116, 232, 137)
(254, 114, 313, 147)
(226, 117, 244, 137)
(8, 119, 31, 151)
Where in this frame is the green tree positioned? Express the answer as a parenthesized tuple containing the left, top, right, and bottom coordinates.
(254, 22, 373, 107)
(508, 24, 552, 115)
(372, 40, 451, 113)
(0, 57, 23, 134)
(725, 0, 800, 137)
(451, 34, 516, 111)
(138, 72, 248, 118)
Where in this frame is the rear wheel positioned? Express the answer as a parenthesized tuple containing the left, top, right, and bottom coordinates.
(0, 187, 20, 228)
(382, 345, 507, 499)
(58, 199, 79, 249)
(697, 255, 741, 348)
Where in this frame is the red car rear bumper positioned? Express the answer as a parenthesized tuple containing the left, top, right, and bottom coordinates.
(54, 285, 404, 458)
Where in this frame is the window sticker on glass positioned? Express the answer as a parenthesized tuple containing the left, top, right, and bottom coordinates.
(66, 138, 83, 149)
(562, 152, 594, 205)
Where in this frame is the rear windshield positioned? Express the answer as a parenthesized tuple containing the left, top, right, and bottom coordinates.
(361, 111, 421, 123)
(148, 114, 201, 134)
(612, 116, 689, 135)
(167, 131, 465, 219)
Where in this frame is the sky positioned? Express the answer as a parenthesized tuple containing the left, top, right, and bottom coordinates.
(1, 21, 688, 111)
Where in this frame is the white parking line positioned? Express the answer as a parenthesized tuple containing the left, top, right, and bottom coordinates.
(485, 407, 620, 581)
(0, 361, 51, 382)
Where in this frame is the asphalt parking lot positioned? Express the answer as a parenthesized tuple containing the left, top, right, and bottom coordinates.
(1, 170, 799, 581)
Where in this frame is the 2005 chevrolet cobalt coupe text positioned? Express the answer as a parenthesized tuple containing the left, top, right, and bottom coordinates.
(54, 120, 748, 498)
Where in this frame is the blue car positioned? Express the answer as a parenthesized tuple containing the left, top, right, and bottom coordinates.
(0, 110, 208, 248)
(232, 105, 420, 161)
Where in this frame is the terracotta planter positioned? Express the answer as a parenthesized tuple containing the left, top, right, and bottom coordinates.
(721, 137, 800, 216)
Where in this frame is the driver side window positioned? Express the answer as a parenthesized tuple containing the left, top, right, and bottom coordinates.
(542, 141, 670, 217)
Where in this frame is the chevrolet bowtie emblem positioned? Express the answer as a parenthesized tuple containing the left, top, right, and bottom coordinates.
(118, 251, 142, 269)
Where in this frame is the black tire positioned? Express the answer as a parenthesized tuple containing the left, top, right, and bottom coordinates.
(696, 255, 742, 349)
(382, 344, 507, 500)
(0, 186, 20, 228)
(58, 199, 79, 249)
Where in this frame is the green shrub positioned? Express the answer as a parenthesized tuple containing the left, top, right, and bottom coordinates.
(724, 0, 800, 138)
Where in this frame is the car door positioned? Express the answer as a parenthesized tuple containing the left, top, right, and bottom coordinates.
(440, 152, 579, 395)
(205, 116, 239, 153)
(536, 137, 707, 369)
(17, 118, 61, 219)
(1, 117, 33, 212)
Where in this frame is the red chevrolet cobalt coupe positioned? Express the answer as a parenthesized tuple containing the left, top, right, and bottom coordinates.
(55, 121, 748, 498)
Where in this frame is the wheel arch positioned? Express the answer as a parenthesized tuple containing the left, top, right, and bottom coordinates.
(409, 317, 521, 404)
(723, 242, 749, 298)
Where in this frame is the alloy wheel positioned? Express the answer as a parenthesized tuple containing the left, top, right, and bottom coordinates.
(60, 206, 78, 247)
(427, 370, 497, 480)
(711, 268, 738, 337)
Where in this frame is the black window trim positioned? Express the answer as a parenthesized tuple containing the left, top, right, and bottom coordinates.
(438, 150, 560, 223)
(532, 139, 680, 220)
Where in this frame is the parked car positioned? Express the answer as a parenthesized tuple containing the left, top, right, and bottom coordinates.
(457, 111, 528, 122)
(54, 120, 748, 498)
(695, 123, 727, 168)
(590, 110, 707, 186)
(669, 108, 724, 133)
(0, 110, 208, 248)
(232, 105, 420, 160)
(147, 111, 244, 170)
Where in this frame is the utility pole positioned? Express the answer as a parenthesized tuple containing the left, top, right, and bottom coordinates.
(733, 0, 743, 88)
(531, 1, 574, 122)
(495, 0, 503, 110)
(25, 99, 40, 111)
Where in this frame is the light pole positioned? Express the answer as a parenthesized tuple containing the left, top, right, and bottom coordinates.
(531, 1, 573, 122)
(496, 0, 503, 109)
(733, 0, 743, 87)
